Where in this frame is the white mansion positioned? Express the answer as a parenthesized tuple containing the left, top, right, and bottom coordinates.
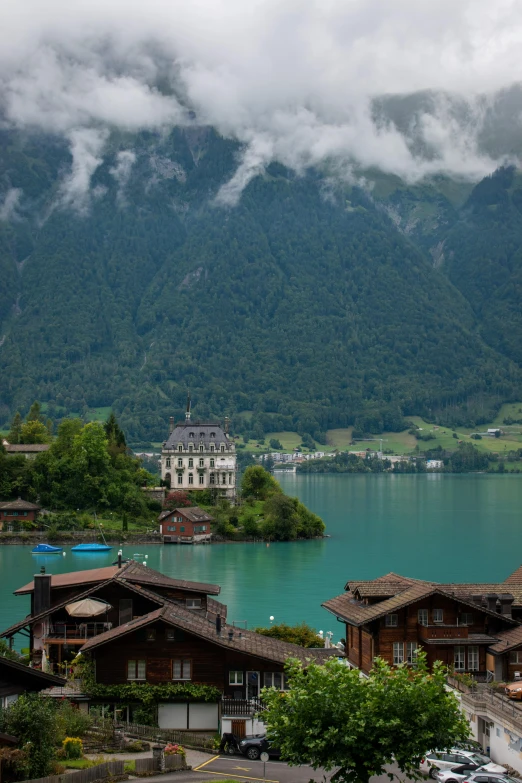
(160, 411, 236, 499)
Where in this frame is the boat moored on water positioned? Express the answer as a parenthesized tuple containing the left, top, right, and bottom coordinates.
(31, 543, 63, 554)
(71, 543, 112, 552)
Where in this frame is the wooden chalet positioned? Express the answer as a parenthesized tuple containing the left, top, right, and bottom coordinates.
(0, 656, 65, 710)
(323, 568, 522, 677)
(2, 561, 339, 734)
(158, 506, 213, 544)
(0, 498, 41, 530)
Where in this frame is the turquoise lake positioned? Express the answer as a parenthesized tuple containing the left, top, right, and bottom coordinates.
(1, 474, 522, 645)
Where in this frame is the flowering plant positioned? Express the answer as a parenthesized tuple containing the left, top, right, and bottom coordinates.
(164, 743, 185, 757)
(62, 737, 83, 759)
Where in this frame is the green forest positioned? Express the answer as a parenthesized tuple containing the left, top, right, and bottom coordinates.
(1, 127, 522, 442)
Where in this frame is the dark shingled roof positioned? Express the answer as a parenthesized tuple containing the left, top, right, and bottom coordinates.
(489, 625, 522, 653)
(5, 444, 50, 453)
(14, 560, 220, 597)
(164, 422, 232, 450)
(0, 498, 41, 511)
(422, 634, 499, 645)
(0, 656, 66, 689)
(81, 603, 342, 665)
(158, 507, 214, 523)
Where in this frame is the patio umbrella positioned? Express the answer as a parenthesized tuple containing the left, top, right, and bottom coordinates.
(65, 598, 111, 617)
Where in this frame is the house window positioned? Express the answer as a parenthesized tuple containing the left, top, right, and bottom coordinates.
(210, 473, 215, 485)
(119, 599, 133, 625)
(127, 660, 146, 680)
(173, 659, 191, 680)
(167, 525, 176, 532)
(229, 670, 243, 685)
(418, 609, 429, 626)
(509, 651, 522, 664)
(178, 458, 183, 468)
(194, 525, 207, 532)
(454, 646, 465, 671)
(407, 642, 418, 664)
(189, 458, 193, 468)
(210, 458, 215, 468)
(180, 526, 185, 532)
(178, 445, 183, 452)
(460, 613, 473, 626)
(166, 457, 171, 468)
(186, 598, 202, 609)
(188, 473, 194, 485)
(199, 458, 204, 467)
(229, 473, 233, 484)
(177, 516, 183, 522)
(393, 642, 404, 665)
(468, 646, 479, 671)
(177, 474, 183, 485)
(263, 672, 289, 690)
(146, 629, 156, 641)
(385, 613, 398, 627)
(166, 629, 176, 641)
(199, 475, 204, 485)
(200, 445, 204, 452)
(433, 609, 444, 623)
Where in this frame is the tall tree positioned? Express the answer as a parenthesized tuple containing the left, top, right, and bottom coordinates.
(26, 401, 44, 423)
(7, 411, 22, 444)
(19, 420, 50, 444)
(262, 652, 470, 783)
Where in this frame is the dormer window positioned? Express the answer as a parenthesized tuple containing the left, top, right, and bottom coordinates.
(221, 445, 225, 452)
(178, 445, 183, 452)
(189, 432, 194, 438)
(210, 445, 215, 453)
(210, 432, 215, 438)
(200, 432, 205, 438)
(188, 445, 193, 452)
(199, 445, 204, 452)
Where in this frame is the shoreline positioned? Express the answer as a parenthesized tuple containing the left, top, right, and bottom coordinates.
(0, 532, 327, 546)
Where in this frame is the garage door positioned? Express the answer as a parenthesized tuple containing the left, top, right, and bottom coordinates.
(158, 703, 188, 729)
(188, 703, 219, 730)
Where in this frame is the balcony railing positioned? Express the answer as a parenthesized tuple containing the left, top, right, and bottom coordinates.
(221, 698, 266, 717)
(44, 622, 112, 642)
(418, 623, 469, 640)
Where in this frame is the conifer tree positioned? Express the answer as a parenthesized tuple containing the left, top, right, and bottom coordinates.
(7, 411, 23, 444)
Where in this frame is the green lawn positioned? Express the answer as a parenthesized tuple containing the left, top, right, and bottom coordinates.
(85, 406, 112, 422)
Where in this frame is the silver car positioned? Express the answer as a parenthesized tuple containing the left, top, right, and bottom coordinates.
(463, 773, 519, 783)
(435, 763, 507, 783)
(421, 750, 491, 778)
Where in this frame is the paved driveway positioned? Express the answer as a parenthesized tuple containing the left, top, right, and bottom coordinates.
(192, 753, 334, 783)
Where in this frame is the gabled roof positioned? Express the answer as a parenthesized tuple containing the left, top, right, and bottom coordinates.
(345, 572, 420, 592)
(504, 565, 522, 584)
(0, 498, 41, 511)
(14, 560, 220, 597)
(0, 656, 65, 689)
(5, 444, 50, 453)
(81, 603, 341, 666)
(158, 506, 214, 523)
(323, 583, 520, 627)
(489, 625, 522, 654)
(164, 422, 232, 450)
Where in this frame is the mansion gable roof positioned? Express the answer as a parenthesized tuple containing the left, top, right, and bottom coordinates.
(164, 422, 232, 450)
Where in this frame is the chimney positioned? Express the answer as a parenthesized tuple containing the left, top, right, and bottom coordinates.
(169, 416, 175, 434)
(216, 615, 222, 636)
(486, 593, 499, 613)
(472, 594, 484, 606)
(228, 629, 234, 641)
(185, 392, 191, 422)
(34, 569, 51, 615)
(499, 593, 515, 618)
(224, 416, 229, 435)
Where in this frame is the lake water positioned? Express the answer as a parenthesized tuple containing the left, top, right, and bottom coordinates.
(1, 474, 522, 646)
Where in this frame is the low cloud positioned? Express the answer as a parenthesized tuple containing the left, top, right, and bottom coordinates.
(110, 150, 137, 206)
(1, 0, 522, 203)
(0, 188, 22, 221)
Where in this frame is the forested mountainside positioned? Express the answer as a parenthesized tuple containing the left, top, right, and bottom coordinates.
(1, 127, 522, 442)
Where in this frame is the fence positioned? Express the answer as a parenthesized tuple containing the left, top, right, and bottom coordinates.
(91, 719, 215, 751)
(20, 760, 125, 783)
(134, 755, 186, 775)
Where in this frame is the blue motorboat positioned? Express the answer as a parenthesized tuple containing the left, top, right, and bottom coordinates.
(32, 543, 63, 554)
(71, 543, 113, 552)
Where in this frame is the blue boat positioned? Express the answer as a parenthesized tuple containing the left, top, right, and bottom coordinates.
(32, 543, 63, 554)
(71, 543, 113, 552)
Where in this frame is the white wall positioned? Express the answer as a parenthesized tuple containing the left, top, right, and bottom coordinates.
(158, 702, 219, 731)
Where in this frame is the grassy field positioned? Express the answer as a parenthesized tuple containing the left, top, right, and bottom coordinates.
(85, 406, 112, 422)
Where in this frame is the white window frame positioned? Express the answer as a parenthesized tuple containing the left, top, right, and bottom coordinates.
(127, 659, 146, 681)
(433, 608, 444, 623)
(509, 651, 522, 664)
(460, 613, 473, 626)
(186, 598, 202, 609)
(172, 659, 191, 680)
(393, 642, 404, 665)
(177, 458, 183, 468)
(199, 458, 204, 467)
(263, 672, 289, 690)
(188, 473, 194, 485)
(385, 613, 398, 627)
(199, 474, 204, 485)
(177, 474, 183, 485)
(418, 609, 429, 626)
(454, 646, 465, 671)
(229, 670, 244, 685)
(468, 646, 479, 671)
(407, 642, 418, 664)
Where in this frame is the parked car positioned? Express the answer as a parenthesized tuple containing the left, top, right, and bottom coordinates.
(435, 763, 507, 783)
(421, 750, 491, 778)
(505, 682, 522, 700)
(454, 740, 487, 753)
(237, 735, 280, 761)
(461, 772, 519, 783)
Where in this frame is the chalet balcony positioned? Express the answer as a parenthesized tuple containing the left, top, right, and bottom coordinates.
(43, 621, 113, 644)
(418, 623, 469, 641)
(221, 698, 266, 717)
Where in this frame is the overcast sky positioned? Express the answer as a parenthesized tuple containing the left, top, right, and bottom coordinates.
(1, 0, 521, 204)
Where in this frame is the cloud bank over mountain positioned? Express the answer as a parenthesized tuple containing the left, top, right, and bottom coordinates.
(1, 0, 522, 203)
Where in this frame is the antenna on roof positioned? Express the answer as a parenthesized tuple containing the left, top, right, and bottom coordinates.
(185, 392, 191, 421)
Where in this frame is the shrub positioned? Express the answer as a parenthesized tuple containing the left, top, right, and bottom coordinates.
(63, 738, 83, 759)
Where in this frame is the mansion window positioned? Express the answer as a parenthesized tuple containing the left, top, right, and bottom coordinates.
(200, 445, 204, 452)
(418, 609, 429, 626)
(189, 458, 194, 468)
(199, 458, 204, 467)
(178, 445, 183, 452)
(210, 432, 215, 438)
(221, 445, 225, 452)
(454, 646, 465, 671)
(407, 642, 418, 664)
(200, 432, 205, 438)
(189, 432, 195, 438)
(173, 659, 191, 680)
(178, 458, 183, 468)
(509, 651, 522, 664)
(229, 473, 233, 484)
(264, 672, 289, 690)
(188, 445, 193, 452)
(433, 608, 444, 623)
(199, 475, 204, 485)
(210, 473, 215, 485)
(166, 457, 171, 468)
(177, 474, 183, 485)
(127, 659, 146, 681)
(385, 613, 398, 627)
(222, 474, 227, 485)
(210, 458, 215, 468)
(468, 646, 479, 671)
(188, 473, 194, 485)
(210, 445, 215, 453)
(393, 642, 404, 665)
(229, 670, 243, 685)
(186, 598, 202, 609)
(460, 613, 473, 626)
